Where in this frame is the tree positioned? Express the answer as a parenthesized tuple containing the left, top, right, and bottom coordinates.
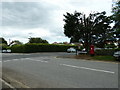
(28, 37, 49, 44)
(63, 11, 113, 52)
(0, 37, 8, 50)
(9, 40, 23, 46)
(0, 37, 8, 45)
(112, 1, 120, 47)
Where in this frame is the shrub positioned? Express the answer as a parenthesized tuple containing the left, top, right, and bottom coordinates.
(105, 43, 116, 48)
(115, 48, 120, 51)
(0, 44, 8, 50)
(10, 45, 26, 53)
(9, 43, 76, 53)
(95, 49, 115, 56)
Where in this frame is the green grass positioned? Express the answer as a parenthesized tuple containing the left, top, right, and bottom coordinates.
(92, 55, 115, 61)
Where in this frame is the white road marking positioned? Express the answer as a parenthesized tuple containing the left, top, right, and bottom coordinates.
(29, 59, 48, 63)
(3, 60, 12, 62)
(60, 64, 115, 74)
(0, 78, 16, 89)
(2, 53, 31, 55)
(3, 59, 23, 62)
(2, 57, 115, 74)
(3, 58, 48, 63)
(22, 58, 32, 59)
(3, 58, 30, 62)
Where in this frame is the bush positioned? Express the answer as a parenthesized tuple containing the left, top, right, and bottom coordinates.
(105, 43, 116, 48)
(115, 48, 120, 51)
(10, 43, 76, 53)
(0, 44, 8, 50)
(95, 49, 115, 56)
(10, 45, 26, 53)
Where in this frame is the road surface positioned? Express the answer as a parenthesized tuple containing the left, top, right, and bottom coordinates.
(1, 52, 119, 88)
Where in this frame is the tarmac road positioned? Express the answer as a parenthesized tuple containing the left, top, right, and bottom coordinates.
(1, 52, 119, 88)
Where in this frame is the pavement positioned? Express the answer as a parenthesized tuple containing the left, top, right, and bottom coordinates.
(1, 52, 119, 88)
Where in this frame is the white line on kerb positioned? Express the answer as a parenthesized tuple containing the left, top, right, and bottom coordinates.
(0, 78, 16, 89)
(61, 64, 115, 74)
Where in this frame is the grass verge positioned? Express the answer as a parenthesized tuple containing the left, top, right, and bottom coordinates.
(57, 54, 119, 63)
(92, 55, 115, 61)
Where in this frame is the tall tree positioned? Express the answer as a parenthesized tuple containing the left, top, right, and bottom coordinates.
(63, 11, 113, 52)
(28, 37, 49, 44)
(112, 1, 120, 47)
(0, 37, 8, 50)
(0, 37, 8, 45)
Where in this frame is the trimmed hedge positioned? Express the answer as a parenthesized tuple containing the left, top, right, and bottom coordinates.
(10, 45, 26, 53)
(95, 49, 115, 56)
(10, 43, 76, 53)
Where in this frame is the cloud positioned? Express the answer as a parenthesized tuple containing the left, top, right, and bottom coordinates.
(1, 0, 112, 43)
(2, 2, 53, 28)
(1, 26, 69, 43)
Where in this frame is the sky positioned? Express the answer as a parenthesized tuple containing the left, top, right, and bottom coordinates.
(0, 0, 113, 44)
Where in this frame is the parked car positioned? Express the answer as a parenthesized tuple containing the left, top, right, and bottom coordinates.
(2, 49, 11, 53)
(67, 47, 76, 53)
(113, 51, 120, 60)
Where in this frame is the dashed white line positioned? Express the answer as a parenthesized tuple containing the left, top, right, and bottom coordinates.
(29, 59, 48, 63)
(2, 58, 115, 74)
(3, 58, 48, 63)
(3, 59, 23, 62)
(3, 60, 11, 62)
(60, 64, 115, 74)
(22, 58, 31, 59)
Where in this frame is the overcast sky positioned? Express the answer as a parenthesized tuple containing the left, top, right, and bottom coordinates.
(0, 0, 113, 44)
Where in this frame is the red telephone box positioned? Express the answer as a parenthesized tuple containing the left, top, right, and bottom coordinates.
(90, 45, 94, 56)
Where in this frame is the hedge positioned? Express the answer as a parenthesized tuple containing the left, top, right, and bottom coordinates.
(10, 43, 76, 53)
(10, 45, 26, 53)
(0, 44, 8, 50)
(95, 49, 116, 56)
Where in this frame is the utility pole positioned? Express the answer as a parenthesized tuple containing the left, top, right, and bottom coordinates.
(28, 33, 33, 38)
(9, 39, 11, 46)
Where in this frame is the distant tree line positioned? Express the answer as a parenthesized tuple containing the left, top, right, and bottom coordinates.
(28, 37, 49, 44)
(0, 37, 49, 47)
